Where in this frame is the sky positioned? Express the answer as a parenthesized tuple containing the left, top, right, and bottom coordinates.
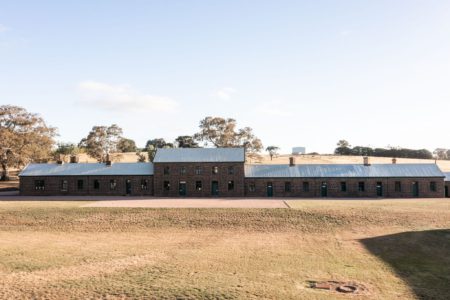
(1, 0, 450, 154)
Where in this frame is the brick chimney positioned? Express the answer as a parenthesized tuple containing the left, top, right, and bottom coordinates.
(70, 155, 79, 163)
(392, 158, 397, 164)
(289, 156, 295, 167)
(363, 156, 370, 166)
(105, 153, 112, 167)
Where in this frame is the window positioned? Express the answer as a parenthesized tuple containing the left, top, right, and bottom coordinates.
(228, 180, 234, 191)
(61, 180, 68, 192)
(212, 166, 219, 174)
(228, 166, 234, 175)
(141, 179, 148, 190)
(395, 181, 402, 192)
(94, 180, 100, 189)
(303, 182, 310, 192)
(77, 180, 83, 190)
(164, 166, 170, 175)
(285, 182, 291, 192)
(180, 166, 186, 175)
(34, 180, 45, 190)
(163, 181, 170, 191)
(340, 182, 347, 192)
(110, 179, 117, 190)
(358, 182, 365, 192)
(249, 183, 256, 192)
(196, 181, 202, 191)
(195, 166, 202, 175)
(430, 181, 437, 192)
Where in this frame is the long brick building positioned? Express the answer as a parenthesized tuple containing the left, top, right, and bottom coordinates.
(19, 148, 449, 198)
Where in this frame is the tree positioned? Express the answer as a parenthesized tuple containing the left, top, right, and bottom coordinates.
(265, 146, 280, 161)
(334, 140, 352, 155)
(145, 138, 174, 162)
(175, 135, 199, 148)
(193, 117, 263, 158)
(135, 151, 147, 162)
(0, 105, 56, 180)
(53, 142, 79, 162)
(433, 148, 448, 160)
(78, 124, 123, 162)
(117, 138, 137, 153)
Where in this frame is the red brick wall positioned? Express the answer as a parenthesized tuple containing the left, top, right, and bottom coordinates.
(20, 175, 153, 196)
(244, 177, 445, 198)
(153, 162, 245, 197)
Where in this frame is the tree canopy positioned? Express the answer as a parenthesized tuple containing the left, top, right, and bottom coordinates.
(175, 135, 199, 148)
(265, 146, 280, 161)
(117, 138, 137, 153)
(78, 124, 123, 162)
(0, 105, 56, 180)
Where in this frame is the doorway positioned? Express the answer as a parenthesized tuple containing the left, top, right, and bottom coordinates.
(412, 182, 419, 197)
(445, 186, 448, 198)
(320, 182, 327, 197)
(376, 182, 383, 197)
(211, 181, 219, 196)
(125, 179, 132, 195)
(179, 181, 187, 196)
(267, 182, 273, 197)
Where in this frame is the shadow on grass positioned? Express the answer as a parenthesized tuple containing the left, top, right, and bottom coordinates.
(361, 229, 450, 300)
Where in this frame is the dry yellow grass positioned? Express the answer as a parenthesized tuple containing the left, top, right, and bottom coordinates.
(0, 200, 448, 299)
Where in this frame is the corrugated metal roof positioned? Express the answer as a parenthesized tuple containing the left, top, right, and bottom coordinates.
(19, 163, 154, 177)
(444, 172, 450, 181)
(153, 148, 245, 163)
(245, 164, 445, 178)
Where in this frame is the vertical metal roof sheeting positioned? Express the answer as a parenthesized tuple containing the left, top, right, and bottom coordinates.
(19, 163, 154, 176)
(244, 164, 445, 178)
(153, 148, 245, 163)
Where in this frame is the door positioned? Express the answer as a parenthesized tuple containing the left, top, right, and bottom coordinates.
(412, 182, 419, 197)
(321, 182, 327, 197)
(445, 186, 448, 198)
(267, 182, 273, 197)
(376, 182, 383, 197)
(211, 181, 219, 196)
(125, 179, 132, 195)
(179, 181, 187, 196)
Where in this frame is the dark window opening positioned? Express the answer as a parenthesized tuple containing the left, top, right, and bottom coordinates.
(180, 167, 186, 175)
(195, 166, 202, 175)
(249, 183, 255, 192)
(285, 182, 291, 192)
(141, 179, 148, 190)
(77, 180, 83, 190)
(61, 180, 68, 192)
(163, 181, 170, 191)
(110, 180, 117, 190)
(395, 181, 402, 192)
(164, 166, 170, 175)
(94, 180, 100, 189)
(196, 181, 202, 191)
(228, 180, 234, 191)
(340, 182, 347, 192)
(358, 182, 365, 192)
(430, 181, 437, 192)
(303, 182, 310, 192)
(228, 166, 234, 175)
(35, 180, 45, 190)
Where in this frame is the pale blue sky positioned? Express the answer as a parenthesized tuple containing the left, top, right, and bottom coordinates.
(1, 1, 449, 153)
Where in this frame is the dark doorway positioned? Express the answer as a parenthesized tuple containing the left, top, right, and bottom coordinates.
(211, 181, 219, 196)
(179, 181, 187, 196)
(125, 179, 132, 195)
(376, 182, 383, 197)
(320, 182, 327, 197)
(267, 182, 273, 197)
(412, 182, 419, 197)
(445, 186, 448, 198)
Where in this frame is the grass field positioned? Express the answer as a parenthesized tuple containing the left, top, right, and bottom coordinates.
(0, 200, 448, 299)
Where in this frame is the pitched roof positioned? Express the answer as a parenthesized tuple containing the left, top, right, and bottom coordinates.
(19, 163, 154, 177)
(153, 148, 245, 163)
(444, 172, 450, 181)
(245, 164, 445, 178)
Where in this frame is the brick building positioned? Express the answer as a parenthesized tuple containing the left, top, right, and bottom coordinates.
(19, 148, 448, 198)
(445, 173, 450, 198)
(19, 162, 153, 196)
